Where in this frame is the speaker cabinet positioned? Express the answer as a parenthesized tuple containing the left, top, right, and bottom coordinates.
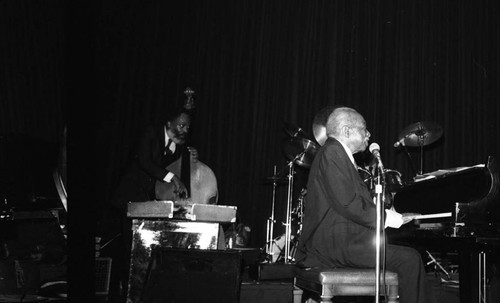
(95, 257, 112, 295)
(141, 248, 241, 303)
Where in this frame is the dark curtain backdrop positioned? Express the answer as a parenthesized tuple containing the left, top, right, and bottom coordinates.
(94, 0, 500, 247)
(1, 1, 500, 298)
(0, 1, 65, 220)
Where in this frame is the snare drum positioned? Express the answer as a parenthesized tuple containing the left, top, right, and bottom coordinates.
(358, 167, 374, 191)
(384, 169, 404, 192)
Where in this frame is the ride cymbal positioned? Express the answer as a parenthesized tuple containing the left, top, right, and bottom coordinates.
(397, 121, 443, 147)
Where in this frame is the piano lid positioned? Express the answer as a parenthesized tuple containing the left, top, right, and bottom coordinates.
(393, 156, 500, 223)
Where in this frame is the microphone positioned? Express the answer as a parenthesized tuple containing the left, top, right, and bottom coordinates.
(393, 138, 405, 148)
(393, 134, 412, 148)
(369, 143, 385, 171)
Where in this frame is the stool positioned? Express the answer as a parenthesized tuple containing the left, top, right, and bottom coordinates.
(294, 268, 399, 303)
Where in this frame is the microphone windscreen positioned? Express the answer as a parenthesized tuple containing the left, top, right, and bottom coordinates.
(369, 143, 380, 153)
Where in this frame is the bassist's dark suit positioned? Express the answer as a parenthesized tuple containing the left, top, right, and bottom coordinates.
(112, 124, 187, 209)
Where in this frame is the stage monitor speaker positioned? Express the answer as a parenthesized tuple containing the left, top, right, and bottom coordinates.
(95, 257, 112, 295)
(141, 248, 241, 303)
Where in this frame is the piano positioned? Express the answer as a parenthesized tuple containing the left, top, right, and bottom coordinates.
(126, 201, 238, 303)
(388, 156, 500, 303)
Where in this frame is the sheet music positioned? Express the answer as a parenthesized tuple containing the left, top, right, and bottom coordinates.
(413, 164, 485, 182)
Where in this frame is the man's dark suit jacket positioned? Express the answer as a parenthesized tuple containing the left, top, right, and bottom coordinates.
(112, 125, 186, 209)
(295, 137, 378, 268)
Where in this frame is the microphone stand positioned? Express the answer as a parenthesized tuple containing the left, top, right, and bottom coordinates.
(374, 162, 385, 303)
(265, 165, 278, 262)
(418, 135, 425, 175)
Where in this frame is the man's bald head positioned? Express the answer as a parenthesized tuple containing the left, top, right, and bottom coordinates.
(326, 107, 370, 154)
(326, 107, 363, 137)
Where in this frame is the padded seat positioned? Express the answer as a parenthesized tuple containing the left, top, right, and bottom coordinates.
(294, 267, 399, 303)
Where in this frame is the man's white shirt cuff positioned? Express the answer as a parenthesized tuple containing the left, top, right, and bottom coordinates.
(385, 208, 403, 229)
(164, 172, 174, 183)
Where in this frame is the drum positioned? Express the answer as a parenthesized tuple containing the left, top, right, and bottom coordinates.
(384, 169, 404, 192)
(358, 167, 374, 191)
(268, 233, 297, 263)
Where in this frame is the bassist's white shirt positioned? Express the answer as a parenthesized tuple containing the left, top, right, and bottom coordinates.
(163, 125, 176, 183)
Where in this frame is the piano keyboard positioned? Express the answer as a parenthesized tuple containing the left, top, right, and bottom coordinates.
(413, 212, 452, 220)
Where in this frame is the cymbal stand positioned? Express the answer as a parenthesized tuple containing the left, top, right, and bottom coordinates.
(265, 165, 279, 262)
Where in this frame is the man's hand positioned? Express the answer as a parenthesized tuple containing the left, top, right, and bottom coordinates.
(402, 212, 421, 225)
(188, 146, 198, 163)
(171, 175, 188, 198)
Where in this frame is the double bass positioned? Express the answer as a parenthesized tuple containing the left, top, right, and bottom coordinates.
(154, 88, 218, 205)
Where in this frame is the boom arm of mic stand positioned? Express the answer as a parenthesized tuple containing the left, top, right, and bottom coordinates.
(274, 149, 306, 177)
(401, 145, 419, 177)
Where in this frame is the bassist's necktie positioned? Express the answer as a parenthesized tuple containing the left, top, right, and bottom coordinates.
(164, 139, 173, 155)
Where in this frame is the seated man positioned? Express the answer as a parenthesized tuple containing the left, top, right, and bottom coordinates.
(295, 106, 435, 303)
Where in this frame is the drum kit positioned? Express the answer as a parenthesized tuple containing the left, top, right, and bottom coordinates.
(261, 123, 319, 263)
(262, 106, 443, 264)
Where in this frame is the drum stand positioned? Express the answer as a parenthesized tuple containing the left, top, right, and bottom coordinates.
(289, 188, 305, 260)
(282, 159, 296, 264)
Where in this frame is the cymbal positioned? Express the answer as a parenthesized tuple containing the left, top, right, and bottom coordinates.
(282, 137, 319, 168)
(283, 122, 308, 138)
(312, 122, 327, 146)
(312, 123, 327, 146)
(397, 121, 443, 147)
(312, 105, 336, 146)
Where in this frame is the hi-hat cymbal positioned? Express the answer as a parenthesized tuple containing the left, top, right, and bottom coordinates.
(312, 105, 336, 146)
(282, 137, 319, 168)
(397, 121, 443, 147)
(283, 122, 307, 138)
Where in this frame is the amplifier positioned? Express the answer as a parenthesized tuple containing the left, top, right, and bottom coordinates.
(127, 201, 237, 223)
(187, 204, 237, 223)
(142, 248, 241, 303)
(95, 257, 112, 295)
